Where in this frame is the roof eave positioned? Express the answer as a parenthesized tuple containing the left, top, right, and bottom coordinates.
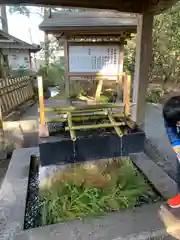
(39, 25, 137, 35)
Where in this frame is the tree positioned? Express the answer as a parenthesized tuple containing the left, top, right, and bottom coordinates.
(9, 6, 30, 17)
(0, 5, 8, 33)
(151, 2, 180, 87)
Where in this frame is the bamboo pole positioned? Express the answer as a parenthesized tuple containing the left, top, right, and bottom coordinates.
(44, 103, 124, 113)
(107, 111, 123, 137)
(123, 74, 131, 116)
(67, 112, 76, 141)
(38, 76, 49, 137)
(47, 112, 125, 123)
(65, 122, 125, 131)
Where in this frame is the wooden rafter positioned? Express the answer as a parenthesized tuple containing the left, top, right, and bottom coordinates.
(1, 0, 178, 14)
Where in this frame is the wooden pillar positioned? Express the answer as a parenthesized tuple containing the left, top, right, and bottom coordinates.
(38, 76, 49, 137)
(1, 5, 8, 33)
(132, 13, 154, 127)
(117, 44, 124, 100)
(29, 50, 32, 71)
(119, 45, 124, 73)
(64, 38, 70, 98)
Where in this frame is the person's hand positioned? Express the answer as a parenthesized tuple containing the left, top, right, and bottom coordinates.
(172, 145, 180, 154)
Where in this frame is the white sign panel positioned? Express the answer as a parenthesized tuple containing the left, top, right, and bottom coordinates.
(69, 45, 120, 73)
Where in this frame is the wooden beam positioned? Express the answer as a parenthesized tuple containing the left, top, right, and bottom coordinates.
(68, 72, 126, 76)
(0, 0, 178, 14)
(132, 14, 154, 127)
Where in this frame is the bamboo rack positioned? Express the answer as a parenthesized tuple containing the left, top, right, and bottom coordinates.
(107, 111, 123, 137)
(47, 112, 125, 123)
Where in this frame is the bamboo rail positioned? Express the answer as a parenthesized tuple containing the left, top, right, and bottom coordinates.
(47, 112, 125, 123)
(65, 121, 125, 131)
(44, 103, 123, 113)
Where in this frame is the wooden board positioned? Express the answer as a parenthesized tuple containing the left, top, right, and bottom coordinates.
(69, 45, 120, 73)
(69, 75, 118, 81)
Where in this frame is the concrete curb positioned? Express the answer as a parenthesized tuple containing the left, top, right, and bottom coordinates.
(1, 148, 180, 239)
(3, 120, 38, 154)
(130, 152, 177, 199)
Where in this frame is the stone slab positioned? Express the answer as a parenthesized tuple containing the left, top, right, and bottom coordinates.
(14, 202, 172, 240)
(3, 120, 39, 153)
(1, 147, 180, 239)
(0, 147, 39, 240)
(130, 152, 177, 199)
(144, 103, 177, 180)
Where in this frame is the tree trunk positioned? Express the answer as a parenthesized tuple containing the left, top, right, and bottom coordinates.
(44, 8, 49, 67)
(1, 5, 8, 33)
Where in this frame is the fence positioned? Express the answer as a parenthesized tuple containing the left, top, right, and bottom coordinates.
(0, 76, 35, 117)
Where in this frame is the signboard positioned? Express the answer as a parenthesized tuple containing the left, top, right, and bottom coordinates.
(69, 45, 120, 73)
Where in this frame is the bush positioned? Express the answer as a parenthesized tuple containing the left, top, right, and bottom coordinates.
(147, 88, 164, 103)
(38, 63, 65, 92)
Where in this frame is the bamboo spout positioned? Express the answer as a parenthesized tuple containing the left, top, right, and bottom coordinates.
(67, 112, 76, 141)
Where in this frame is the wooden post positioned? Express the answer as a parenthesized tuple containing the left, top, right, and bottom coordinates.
(64, 38, 70, 98)
(29, 50, 32, 71)
(119, 45, 124, 73)
(95, 79, 103, 100)
(38, 76, 49, 137)
(1, 5, 8, 33)
(123, 74, 131, 116)
(117, 44, 124, 100)
(132, 14, 154, 127)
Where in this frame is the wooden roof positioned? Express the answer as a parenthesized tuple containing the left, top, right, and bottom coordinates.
(0, 0, 178, 14)
(0, 30, 41, 52)
(39, 11, 137, 35)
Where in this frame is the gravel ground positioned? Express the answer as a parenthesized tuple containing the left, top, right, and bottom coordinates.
(0, 158, 10, 186)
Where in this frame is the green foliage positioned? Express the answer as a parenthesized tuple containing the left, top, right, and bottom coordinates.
(124, 2, 180, 86)
(40, 159, 150, 225)
(9, 6, 30, 17)
(146, 88, 164, 103)
(124, 36, 136, 74)
(151, 2, 180, 83)
(38, 63, 65, 91)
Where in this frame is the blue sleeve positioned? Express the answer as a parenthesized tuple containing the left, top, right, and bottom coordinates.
(164, 121, 180, 147)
